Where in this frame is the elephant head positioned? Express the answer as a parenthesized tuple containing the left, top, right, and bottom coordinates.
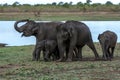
(98, 34, 109, 45)
(56, 23, 74, 61)
(56, 23, 73, 41)
(14, 19, 38, 37)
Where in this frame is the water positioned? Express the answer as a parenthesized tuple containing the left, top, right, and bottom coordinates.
(0, 21, 120, 46)
(0, 21, 35, 46)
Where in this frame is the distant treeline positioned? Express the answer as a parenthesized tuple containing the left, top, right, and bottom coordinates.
(0, 1, 120, 13)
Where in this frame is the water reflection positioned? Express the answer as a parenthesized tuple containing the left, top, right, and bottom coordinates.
(0, 21, 120, 46)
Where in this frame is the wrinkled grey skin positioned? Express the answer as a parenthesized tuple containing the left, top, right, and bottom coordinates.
(44, 40, 59, 61)
(14, 19, 62, 61)
(56, 20, 99, 62)
(98, 30, 117, 60)
(36, 40, 59, 61)
(36, 40, 77, 62)
(36, 40, 46, 61)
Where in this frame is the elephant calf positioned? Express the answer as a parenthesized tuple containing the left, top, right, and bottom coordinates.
(98, 30, 117, 60)
(36, 40, 59, 61)
(43, 40, 59, 61)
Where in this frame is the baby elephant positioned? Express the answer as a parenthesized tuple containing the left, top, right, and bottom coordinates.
(36, 40, 59, 61)
(44, 40, 59, 61)
(98, 30, 117, 60)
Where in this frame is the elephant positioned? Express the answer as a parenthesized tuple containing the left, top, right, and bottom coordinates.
(35, 40, 46, 61)
(56, 20, 99, 62)
(36, 39, 78, 61)
(98, 30, 117, 60)
(36, 40, 59, 61)
(14, 19, 62, 61)
(43, 40, 59, 61)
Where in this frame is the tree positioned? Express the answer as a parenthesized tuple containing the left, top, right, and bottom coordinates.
(69, 1, 73, 5)
(92, 3, 101, 7)
(105, 1, 113, 5)
(52, 2, 57, 5)
(58, 2, 64, 6)
(62, 2, 69, 8)
(12, 1, 20, 7)
(3, 3, 8, 6)
(77, 2, 84, 6)
(22, 4, 31, 6)
(86, 0, 92, 4)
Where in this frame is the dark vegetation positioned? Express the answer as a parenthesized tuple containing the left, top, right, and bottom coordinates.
(0, 1, 120, 13)
(0, 1, 120, 21)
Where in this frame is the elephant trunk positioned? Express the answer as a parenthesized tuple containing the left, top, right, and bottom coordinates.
(57, 39, 65, 61)
(101, 42, 107, 60)
(14, 19, 29, 32)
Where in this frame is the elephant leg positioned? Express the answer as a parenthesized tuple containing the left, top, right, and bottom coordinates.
(36, 48, 41, 61)
(66, 49, 73, 62)
(66, 46, 69, 60)
(77, 47, 82, 61)
(86, 41, 99, 59)
(32, 49, 36, 61)
(108, 48, 111, 58)
(43, 51, 46, 61)
(66, 37, 77, 62)
(55, 49, 60, 60)
(66, 45, 75, 62)
(102, 52, 107, 60)
(32, 45, 37, 61)
(111, 47, 115, 58)
(57, 47, 65, 62)
(72, 48, 78, 61)
(52, 53, 57, 61)
(32, 41, 40, 61)
(106, 47, 111, 61)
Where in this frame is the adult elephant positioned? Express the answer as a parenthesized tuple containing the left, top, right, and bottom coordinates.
(14, 19, 62, 61)
(56, 20, 99, 62)
(98, 30, 117, 60)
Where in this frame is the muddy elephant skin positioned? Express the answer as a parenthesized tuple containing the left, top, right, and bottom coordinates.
(56, 20, 99, 62)
(44, 40, 59, 61)
(14, 19, 62, 61)
(36, 40, 59, 61)
(98, 30, 117, 60)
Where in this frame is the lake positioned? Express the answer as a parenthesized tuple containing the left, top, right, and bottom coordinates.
(0, 21, 120, 46)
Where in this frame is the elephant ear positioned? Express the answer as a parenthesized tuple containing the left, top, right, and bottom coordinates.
(32, 27, 39, 33)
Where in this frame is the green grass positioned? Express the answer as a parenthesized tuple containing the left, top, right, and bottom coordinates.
(0, 43, 120, 80)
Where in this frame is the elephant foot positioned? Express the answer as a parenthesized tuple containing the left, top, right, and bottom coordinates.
(107, 57, 112, 61)
(102, 57, 108, 61)
(111, 56, 113, 59)
(95, 57, 99, 60)
(44, 58, 51, 62)
(77, 58, 82, 61)
(66, 58, 72, 62)
(56, 58, 63, 62)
